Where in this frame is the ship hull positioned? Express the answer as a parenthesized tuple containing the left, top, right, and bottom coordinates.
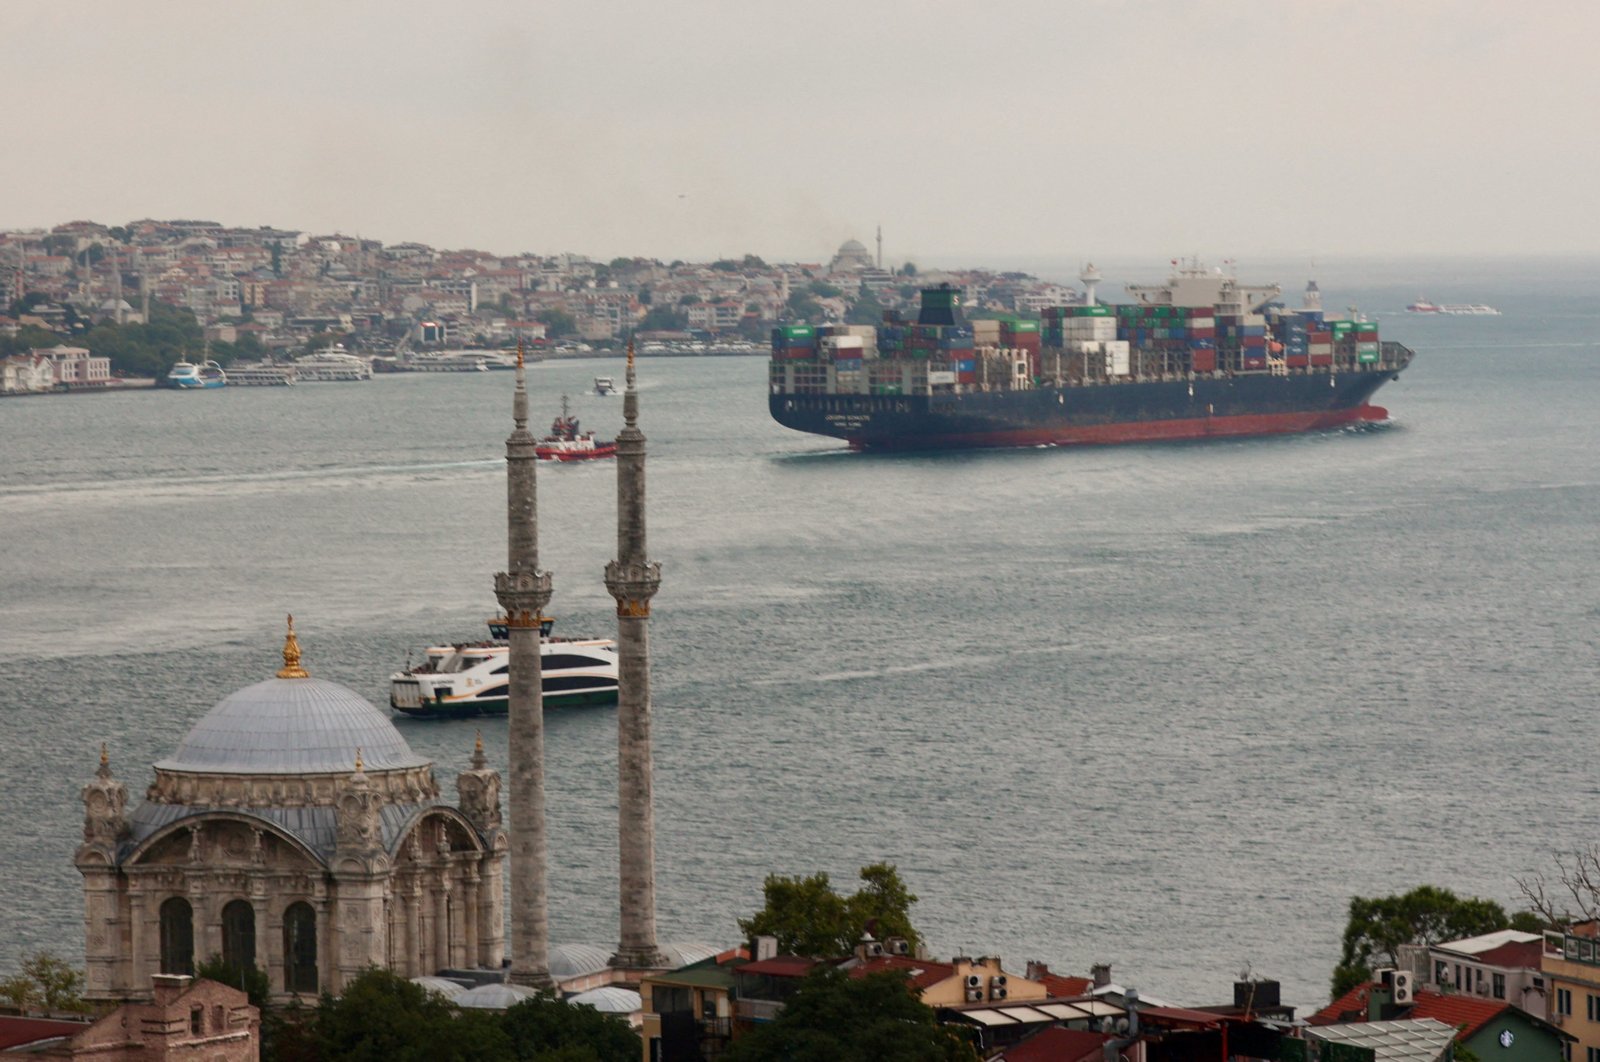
(770, 368, 1400, 450)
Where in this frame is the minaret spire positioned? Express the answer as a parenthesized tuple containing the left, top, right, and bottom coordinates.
(495, 337, 554, 988)
(606, 335, 665, 970)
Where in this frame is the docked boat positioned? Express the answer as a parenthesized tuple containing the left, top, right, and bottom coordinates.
(294, 346, 372, 381)
(165, 358, 227, 389)
(390, 617, 619, 716)
(536, 396, 617, 461)
(594, 376, 617, 395)
(226, 362, 296, 386)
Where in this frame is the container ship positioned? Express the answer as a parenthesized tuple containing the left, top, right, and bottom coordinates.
(768, 262, 1415, 450)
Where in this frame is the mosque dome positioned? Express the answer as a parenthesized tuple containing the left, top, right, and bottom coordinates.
(155, 676, 427, 775)
(837, 238, 868, 255)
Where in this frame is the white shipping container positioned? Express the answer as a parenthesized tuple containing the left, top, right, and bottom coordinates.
(1188, 317, 1215, 329)
(1069, 340, 1103, 355)
(1105, 346, 1131, 376)
(1242, 314, 1266, 326)
(1064, 317, 1119, 341)
(823, 335, 865, 349)
(928, 370, 956, 385)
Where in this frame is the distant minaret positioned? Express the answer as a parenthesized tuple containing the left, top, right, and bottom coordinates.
(494, 341, 554, 988)
(876, 225, 883, 270)
(111, 256, 124, 324)
(1302, 278, 1323, 312)
(606, 337, 665, 970)
(137, 251, 150, 323)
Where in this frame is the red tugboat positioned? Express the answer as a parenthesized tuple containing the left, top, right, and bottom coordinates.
(536, 395, 617, 461)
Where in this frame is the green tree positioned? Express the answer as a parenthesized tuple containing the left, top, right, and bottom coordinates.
(739, 863, 921, 957)
(807, 280, 842, 299)
(310, 968, 512, 1062)
(0, 324, 65, 356)
(638, 306, 686, 332)
(536, 309, 577, 338)
(0, 951, 88, 1013)
(722, 967, 977, 1062)
(845, 290, 884, 326)
(195, 954, 270, 1009)
(741, 254, 769, 270)
(501, 992, 640, 1062)
(1332, 886, 1514, 999)
(785, 293, 823, 323)
(900, 262, 918, 277)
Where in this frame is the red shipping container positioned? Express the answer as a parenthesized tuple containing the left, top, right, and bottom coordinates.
(1285, 354, 1309, 368)
(957, 371, 977, 384)
(1191, 350, 1217, 373)
(1355, 331, 1378, 341)
(1242, 335, 1267, 348)
(1242, 355, 1267, 370)
(1310, 353, 1333, 366)
(1309, 331, 1332, 342)
(1188, 327, 1216, 338)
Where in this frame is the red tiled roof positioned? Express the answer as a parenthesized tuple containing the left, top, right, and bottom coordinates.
(0, 1016, 88, 1049)
(1001, 1027, 1112, 1062)
(1137, 1005, 1225, 1029)
(738, 956, 818, 978)
(1309, 983, 1509, 1042)
(1042, 973, 1095, 998)
(848, 955, 955, 991)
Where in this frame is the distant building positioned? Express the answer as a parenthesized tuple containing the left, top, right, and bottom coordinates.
(37, 346, 110, 388)
(827, 239, 875, 274)
(0, 975, 257, 1060)
(2, 353, 56, 394)
(1311, 978, 1569, 1062)
(1540, 925, 1600, 1062)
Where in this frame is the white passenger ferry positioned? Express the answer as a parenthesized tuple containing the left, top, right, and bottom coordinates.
(390, 617, 618, 717)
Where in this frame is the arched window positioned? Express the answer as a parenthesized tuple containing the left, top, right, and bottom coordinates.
(282, 902, 318, 994)
(221, 900, 255, 973)
(159, 897, 194, 976)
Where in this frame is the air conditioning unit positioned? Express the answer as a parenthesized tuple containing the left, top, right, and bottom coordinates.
(966, 974, 983, 989)
(966, 987, 985, 1002)
(890, 939, 911, 956)
(991, 987, 1009, 1001)
(1393, 971, 1414, 1005)
(866, 942, 885, 957)
(992, 975, 1008, 988)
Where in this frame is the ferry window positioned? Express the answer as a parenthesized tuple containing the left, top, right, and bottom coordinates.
(492, 665, 508, 675)
(545, 675, 617, 692)
(544, 653, 607, 670)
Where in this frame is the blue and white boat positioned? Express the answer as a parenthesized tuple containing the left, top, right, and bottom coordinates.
(165, 359, 227, 389)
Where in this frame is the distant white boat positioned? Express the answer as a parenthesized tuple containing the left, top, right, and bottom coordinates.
(295, 346, 372, 381)
(1406, 299, 1501, 315)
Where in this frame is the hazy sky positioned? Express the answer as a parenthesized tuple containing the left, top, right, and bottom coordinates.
(7, 0, 1598, 263)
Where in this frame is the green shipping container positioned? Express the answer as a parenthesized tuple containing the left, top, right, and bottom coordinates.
(782, 325, 816, 339)
(1077, 305, 1113, 316)
(1005, 320, 1040, 333)
(1357, 351, 1378, 363)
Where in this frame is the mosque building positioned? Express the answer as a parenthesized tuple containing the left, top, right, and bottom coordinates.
(76, 340, 689, 1004)
(75, 620, 506, 1002)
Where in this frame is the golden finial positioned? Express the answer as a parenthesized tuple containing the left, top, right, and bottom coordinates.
(472, 729, 487, 769)
(277, 613, 309, 678)
(354, 747, 364, 772)
(626, 335, 635, 373)
(516, 338, 525, 369)
(475, 730, 484, 756)
(99, 743, 109, 768)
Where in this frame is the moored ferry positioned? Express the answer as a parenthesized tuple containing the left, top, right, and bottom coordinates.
(769, 262, 1415, 450)
(165, 358, 227, 389)
(390, 617, 619, 716)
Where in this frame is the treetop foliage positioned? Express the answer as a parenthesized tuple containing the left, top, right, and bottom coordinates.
(738, 862, 921, 958)
(0, 952, 88, 1013)
(1332, 885, 1517, 999)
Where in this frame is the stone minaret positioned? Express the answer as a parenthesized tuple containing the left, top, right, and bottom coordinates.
(493, 342, 554, 987)
(606, 339, 665, 969)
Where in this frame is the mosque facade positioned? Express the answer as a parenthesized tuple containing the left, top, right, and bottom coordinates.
(75, 621, 506, 1002)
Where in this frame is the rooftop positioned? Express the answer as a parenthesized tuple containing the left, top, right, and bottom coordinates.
(1308, 1018, 1459, 1062)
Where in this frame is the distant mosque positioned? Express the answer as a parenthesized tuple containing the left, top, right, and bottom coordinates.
(77, 342, 691, 1003)
(828, 236, 878, 274)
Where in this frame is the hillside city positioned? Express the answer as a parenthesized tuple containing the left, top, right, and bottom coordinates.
(0, 218, 1082, 393)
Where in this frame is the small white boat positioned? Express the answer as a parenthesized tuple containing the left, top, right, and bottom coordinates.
(594, 376, 618, 395)
(390, 617, 618, 717)
(165, 359, 227, 389)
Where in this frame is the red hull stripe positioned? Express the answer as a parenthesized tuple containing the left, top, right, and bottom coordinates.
(850, 404, 1389, 450)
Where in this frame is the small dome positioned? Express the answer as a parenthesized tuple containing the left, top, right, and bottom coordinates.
(410, 976, 467, 999)
(156, 677, 428, 775)
(659, 942, 721, 969)
(568, 987, 641, 1013)
(455, 982, 541, 1009)
(549, 943, 614, 980)
(838, 239, 867, 254)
